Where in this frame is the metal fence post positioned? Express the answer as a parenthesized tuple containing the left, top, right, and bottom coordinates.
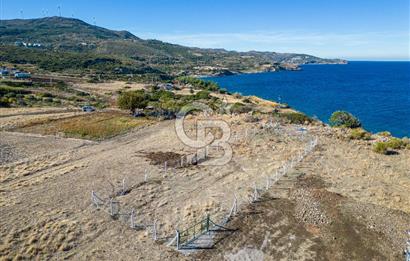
(122, 178, 126, 195)
(91, 191, 98, 208)
(153, 220, 157, 241)
(110, 198, 115, 217)
(110, 198, 117, 217)
(206, 214, 210, 234)
(253, 182, 258, 202)
(176, 230, 180, 250)
(130, 209, 135, 228)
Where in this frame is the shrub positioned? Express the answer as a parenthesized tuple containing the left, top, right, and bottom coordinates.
(329, 111, 361, 128)
(176, 76, 220, 91)
(219, 88, 227, 94)
(44, 97, 54, 103)
(373, 142, 389, 154)
(372, 138, 406, 154)
(281, 112, 312, 124)
(402, 137, 410, 149)
(242, 97, 252, 103)
(194, 90, 210, 100)
(377, 131, 391, 137)
(0, 97, 11, 107)
(117, 90, 149, 112)
(233, 92, 242, 99)
(349, 128, 371, 140)
(386, 138, 405, 149)
(229, 102, 252, 114)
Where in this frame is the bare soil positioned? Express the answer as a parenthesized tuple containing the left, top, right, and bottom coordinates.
(0, 109, 409, 260)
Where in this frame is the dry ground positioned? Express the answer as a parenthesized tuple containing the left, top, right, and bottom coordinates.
(0, 109, 409, 260)
(73, 81, 147, 96)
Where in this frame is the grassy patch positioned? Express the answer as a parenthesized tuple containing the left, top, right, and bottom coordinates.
(349, 128, 372, 140)
(279, 112, 312, 124)
(16, 112, 151, 140)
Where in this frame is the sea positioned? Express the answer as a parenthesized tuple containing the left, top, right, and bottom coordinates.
(206, 61, 410, 138)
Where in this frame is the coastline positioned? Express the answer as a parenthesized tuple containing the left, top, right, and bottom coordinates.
(205, 61, 409, 138)
(196, 60, 348, 77)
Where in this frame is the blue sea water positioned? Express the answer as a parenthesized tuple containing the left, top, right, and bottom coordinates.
(206, 61, 410, 138)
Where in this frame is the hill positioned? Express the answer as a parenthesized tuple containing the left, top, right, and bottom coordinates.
(0, 17, 346, 78)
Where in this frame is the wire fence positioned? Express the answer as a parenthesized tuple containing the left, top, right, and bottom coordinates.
(90, 121, 318, 251)
(166, 126, 318, 250)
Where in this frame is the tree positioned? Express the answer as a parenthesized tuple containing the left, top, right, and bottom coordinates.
(117, 90, 148, 113)
(329, 111, 361, 128)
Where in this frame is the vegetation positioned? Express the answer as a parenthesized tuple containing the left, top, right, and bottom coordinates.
(372, 137, 408, 154)
(329, 111, 361, 128)
(176, 77, 219, 91)
(17, 112, 150, 140)
(377, 131, 391, 137)
(279, 112, 312, 124)
(0, 17, 344, 79)
(349, 128, 372, 140)
(229, 102, 253, 114)
(117, 87, 221, 116)
(0, 80, 106, 108)
(372, 142, 389, 154)
(117, 90, 149, 113)
(386, 138, 406, 150)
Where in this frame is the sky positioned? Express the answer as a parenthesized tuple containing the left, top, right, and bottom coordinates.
(0, 0, 409, 61)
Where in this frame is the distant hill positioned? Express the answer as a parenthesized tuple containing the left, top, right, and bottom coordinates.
(0, 17, 346, 78)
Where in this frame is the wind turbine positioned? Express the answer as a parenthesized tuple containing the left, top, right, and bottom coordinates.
(58, 5, 61, 17)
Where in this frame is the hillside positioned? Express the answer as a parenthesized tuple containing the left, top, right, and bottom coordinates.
(0, 17, 346, 78)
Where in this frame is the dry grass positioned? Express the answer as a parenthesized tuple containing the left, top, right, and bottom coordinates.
(16, 112, 152, 140)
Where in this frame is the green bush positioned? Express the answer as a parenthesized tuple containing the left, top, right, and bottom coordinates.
(0, 97, 11, 107)
(117, 90, 149, 112)
(229, 102, 252, 114)
(349, 128, 371, 140)
(0, 86, 31, 95)
(377, 131, 391, 137)
(372, 138, 406, 154)
(194, 90, 210, 100)
(373, 142, 389, 154)
(281, 112, 312, 124)
(219, 88, 227, 94)
(329, 111, 361, 128)
(386, 138, 405, 149)
(233, 93, 242, 99)
(176, 76, 219, 91)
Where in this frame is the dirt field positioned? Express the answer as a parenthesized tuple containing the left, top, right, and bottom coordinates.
(0, 109, 409, 260)
(73, 81, 147, 96)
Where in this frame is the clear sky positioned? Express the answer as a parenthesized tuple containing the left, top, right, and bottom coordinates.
(1, 0, 409, 60)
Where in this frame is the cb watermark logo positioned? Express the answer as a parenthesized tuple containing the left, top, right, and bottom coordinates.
(175, 102, 232, 166)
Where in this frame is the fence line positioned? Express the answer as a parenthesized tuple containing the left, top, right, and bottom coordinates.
(90, 123, 318, 252)
(167, 128, 318, 250)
